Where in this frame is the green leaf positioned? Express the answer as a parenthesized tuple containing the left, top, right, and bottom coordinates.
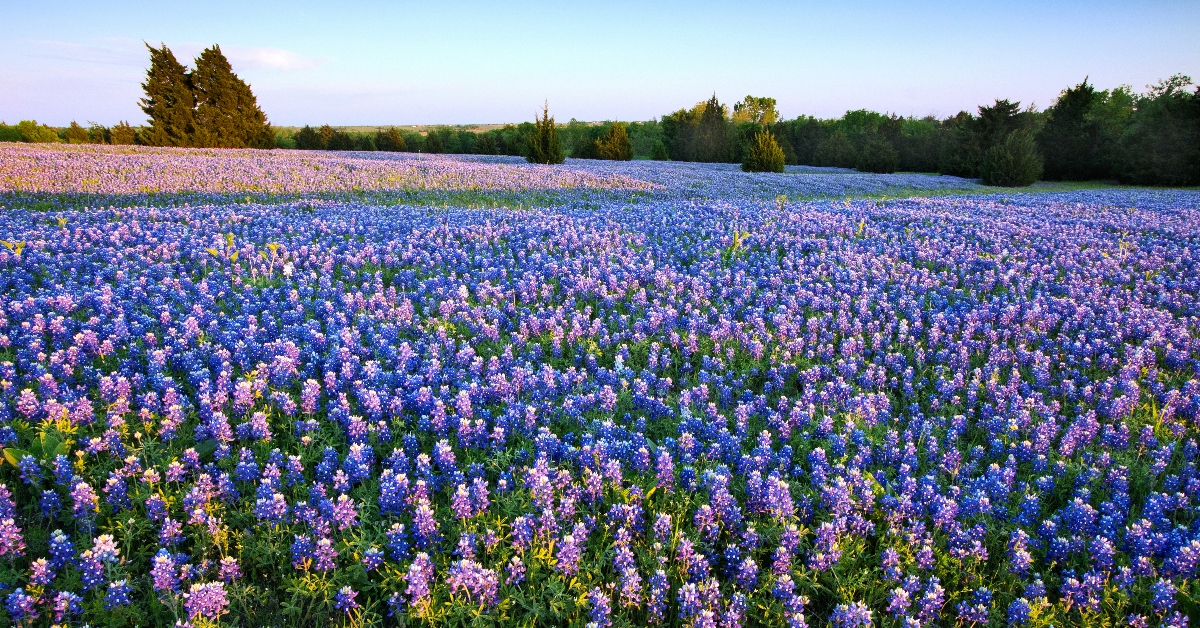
(2, 448, 29, 467)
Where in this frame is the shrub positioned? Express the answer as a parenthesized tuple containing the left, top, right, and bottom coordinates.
(595, 123, 633, 161)
(855, 136, 899, 173)
(741, 130, 785, 173)
(375, 127, 407, 152)
(979, 130, 1043, 186)
(526, 103, 564, 165)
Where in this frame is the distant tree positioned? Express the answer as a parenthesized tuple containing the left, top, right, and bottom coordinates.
(294, 125, 323, 150)
(651, 139, 669, 161)
(355, 133, 376, 151)
(317, 125, 336, 149)
(109, 121, 136, 145)
(732, 95, 779, 125)
(140, 43, 196, 147)
(475, 133, 497, 155)
(0, 123, 20, 142)
(87, 123, 108, 144)
(1116, 75, 1200, 186)
(375, 127, 407, 152)
(526, 102, 564, 164)
(595, 123, 633, 160)
(813, 129, 856, 168)
(741, 130, 785, 172)
(326, 130, 355, 151)
(65, 121, 90, 144)
(696, 94, 729, 162)
(856, 135, 900, 173)
(16, 120, 60, 143)
(979, 130, 1043, 186)
(423, 129, 443, 154)
(191, 45, 273, 148)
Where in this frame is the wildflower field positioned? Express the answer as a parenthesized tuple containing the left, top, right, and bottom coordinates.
(1, 143, 1199, 627)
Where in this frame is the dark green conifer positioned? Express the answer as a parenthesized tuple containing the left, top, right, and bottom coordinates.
(139, 43, 196, 147)
(375, 127, 407, 152)
(526, 102, 565, 164)
(741, 130, 786, 172)
(109, 121, 136, 145)
(191, 45, 273, 148)
(64, 122, 89, 144)
(697, 94, 728, 162)
(595, 123, 633, 160)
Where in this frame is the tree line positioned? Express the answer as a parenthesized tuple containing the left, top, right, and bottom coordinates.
(660, 76, 1200, 186)
(5, 44, 1196, 186)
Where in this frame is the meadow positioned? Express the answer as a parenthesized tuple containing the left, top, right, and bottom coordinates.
(0, 143, 1198, 627)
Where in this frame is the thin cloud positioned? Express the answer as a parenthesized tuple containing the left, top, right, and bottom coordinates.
(222, 46, 330, 72)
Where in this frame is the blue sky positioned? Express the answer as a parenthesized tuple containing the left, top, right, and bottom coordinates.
(2, 1, 1197, 126)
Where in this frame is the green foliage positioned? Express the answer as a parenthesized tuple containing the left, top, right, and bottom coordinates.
(191, 45, 274, 148)
(856, 135, 900, 173)
(326, 130, 355, 151)
(0, 123, 21, 142)
(422, 129, 443, 154)
(16, 120, 60, 143)
(741, 129, 785, 172)
(979, 130, 1043, 186)
(375, 127, 407, 152)
(140, 43, 271, 149)
(293, 125, 323, 150)
(526, 103, 564, 165)
(64, 121, 89, 144)
(732, 95, 779, 125)
(697, 94, 729, 162)
(1116, 75, 1200, 186)
(651, 139, 669, 161)
(109, 121, 136, 145)
(139, 43, 196, 147)
(595, 122, 633, 160)
(86, 122, 108, 144)
(813, 129, 856, 168)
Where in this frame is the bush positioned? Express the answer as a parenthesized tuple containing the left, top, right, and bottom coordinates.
(855, 136, 899, 173)
(979, 130, 1043, 186)
(526, 103, 564, 165)
(741, 130, 785, 173)
(595, 123, 633, 161)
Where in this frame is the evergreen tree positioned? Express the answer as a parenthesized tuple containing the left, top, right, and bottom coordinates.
(526, 102, 564, 164)
(191, 45, 273, 148)
(595, 123, 633, 160)
(140, 43, 196, 147)
(294, 125, 323, 150)
(979, 130, 1043, 186)
(109, 121, 137, 145)
(696, 94, 728, 162)
(1117, 75, 1200, 186)
(375, 127, 407, 152)
(326, 130, 355, 151)
(64, 121, 89, 144)
(1038, 79, 1105, 180)
(741, 130, 785, 172)
(87, 123, 108, 144)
